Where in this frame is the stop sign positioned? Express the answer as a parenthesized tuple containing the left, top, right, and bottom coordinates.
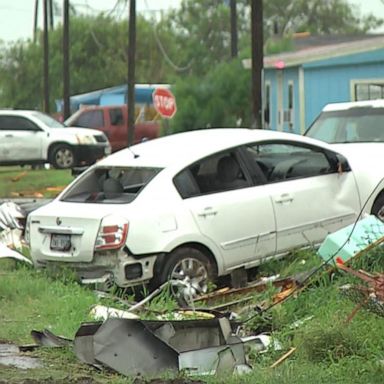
(152, 88, 177, 119)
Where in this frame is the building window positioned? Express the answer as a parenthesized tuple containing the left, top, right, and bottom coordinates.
(354, 82, 384, 101)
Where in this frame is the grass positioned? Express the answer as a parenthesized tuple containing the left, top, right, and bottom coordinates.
(1, 246, 384, 383)
(0, 166, 74, 198)
(1, 168, 384, 382)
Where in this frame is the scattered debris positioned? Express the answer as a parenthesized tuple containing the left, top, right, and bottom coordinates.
(11, 171, 28, 182)
(193, 272, 309, 312)
(0, 243, 32, 265)
(90, 305, 140, 321)
(338, 263, 384, 319)
(30, 329, 72, 347)
(0, 343, 42, 369)
(318, 215, 384, 264)
(289, 316, 314, 329)
(270, 347, 296, 368)
(73, 317, 257, 376)
(0, 202, 24, 231)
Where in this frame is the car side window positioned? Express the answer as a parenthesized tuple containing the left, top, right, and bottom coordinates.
(244, 142, 334, 183)
(0, 116, 39, 131)
(109, 108, 124, 125)
(75, 110, 104, 128)
(174, 150, 250, 198)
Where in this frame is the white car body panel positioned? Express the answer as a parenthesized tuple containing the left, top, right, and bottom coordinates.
(0, 130, 43, 161)
(184, 187, 276, 269)
(268, 173, 360, 252)
(27, 128, 384, 289)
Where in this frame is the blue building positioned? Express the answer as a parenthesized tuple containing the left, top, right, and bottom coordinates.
(244, 35, 384, 133)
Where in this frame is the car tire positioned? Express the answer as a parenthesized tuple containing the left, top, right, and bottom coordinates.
(159, 247, 216, 305)
(49, 144, 76, 169)
(372, 193, 384, 221)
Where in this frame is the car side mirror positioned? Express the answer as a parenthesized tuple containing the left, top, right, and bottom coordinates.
(336, 154, 351, 173)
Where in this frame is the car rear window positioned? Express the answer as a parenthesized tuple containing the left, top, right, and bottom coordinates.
(305, 107, 384, 143)
(60, 166, 161, 204)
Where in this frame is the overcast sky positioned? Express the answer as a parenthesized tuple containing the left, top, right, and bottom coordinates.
(0, 0, 383, 43)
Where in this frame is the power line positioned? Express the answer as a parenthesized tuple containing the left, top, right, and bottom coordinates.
(144, 0, 192, 72)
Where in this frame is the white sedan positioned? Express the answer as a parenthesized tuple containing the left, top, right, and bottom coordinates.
(26, 128, 384, 301)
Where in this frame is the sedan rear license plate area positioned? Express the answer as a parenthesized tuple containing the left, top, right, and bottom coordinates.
(50, 234, 71, 251)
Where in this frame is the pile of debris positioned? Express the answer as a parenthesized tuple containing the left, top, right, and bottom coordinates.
(0, 199, 50, 265)
(2, 213, 384, 380)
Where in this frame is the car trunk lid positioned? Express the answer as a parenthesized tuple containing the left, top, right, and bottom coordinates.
(30, 202, 127, 263)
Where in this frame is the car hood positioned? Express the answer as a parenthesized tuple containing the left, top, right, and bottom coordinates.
(56, 126, 106, 137)
(331, 142, 384, 157)
(331, 142, 384, 169)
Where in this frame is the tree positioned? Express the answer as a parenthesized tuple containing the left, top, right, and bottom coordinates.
(263, 0, 383, 36)
(160, 0, 250, 77)
(0, 14, 177, 110)
(170, 59, 251, 132)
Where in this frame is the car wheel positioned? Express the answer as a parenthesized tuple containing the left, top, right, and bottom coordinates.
(160, 247, 216, 305)
(50, 145, 76, 169)
(372, 194, 384, 221)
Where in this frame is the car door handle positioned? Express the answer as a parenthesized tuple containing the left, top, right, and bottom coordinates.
(275, 194, 293, 204)
(197, 207, 218, 218)
(5, 134, 13, 138)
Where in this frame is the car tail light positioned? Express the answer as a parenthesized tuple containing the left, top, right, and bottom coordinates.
(95, 216, 128, 250)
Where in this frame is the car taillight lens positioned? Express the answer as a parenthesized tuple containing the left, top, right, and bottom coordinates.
(95, 216, 128, 250)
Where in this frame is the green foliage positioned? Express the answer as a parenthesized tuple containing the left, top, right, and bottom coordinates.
(170, 59, 251, 132)
(0, 0, 383, 117)
(297, 324, 364, 363)
(263, 0, 384, 37)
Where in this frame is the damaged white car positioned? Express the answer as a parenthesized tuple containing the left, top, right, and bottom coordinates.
(26, 129, 384, 300)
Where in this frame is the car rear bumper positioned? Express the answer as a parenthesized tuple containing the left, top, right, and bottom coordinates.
(34, 251, 157, 288)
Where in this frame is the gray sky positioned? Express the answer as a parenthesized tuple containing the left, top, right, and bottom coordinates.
(0, 0, 383, 43)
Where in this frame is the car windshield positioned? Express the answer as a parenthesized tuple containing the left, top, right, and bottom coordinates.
(305, 107, 384, 143)
(60, 166, 162, 204)
(32, 111, 65, 128)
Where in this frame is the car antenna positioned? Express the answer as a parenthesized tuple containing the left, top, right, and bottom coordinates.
(127, 144, 139, 159)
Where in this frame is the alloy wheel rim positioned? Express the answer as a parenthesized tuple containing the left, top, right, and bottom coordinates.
(170, 257, 208, 304)
(56, 149, 74, 168)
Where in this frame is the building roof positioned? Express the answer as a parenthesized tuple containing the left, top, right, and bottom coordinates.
(243, 34, 384, 69)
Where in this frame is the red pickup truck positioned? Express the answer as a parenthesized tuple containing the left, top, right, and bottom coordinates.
(65, 105, 160, 152)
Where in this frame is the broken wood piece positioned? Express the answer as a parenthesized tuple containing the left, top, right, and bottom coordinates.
(270, 347, 296, 368)
(11, 171, 27, 182)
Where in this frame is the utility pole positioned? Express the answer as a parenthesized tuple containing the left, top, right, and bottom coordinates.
(43, 0, 50, 113)
(63, 0, 70, 120)
(49, 0, 54, 29)
(230, 0, 238, 58)
(33, 0, 39, 43)
(250, 0, 263, 129)
(127, 0, 136, 146)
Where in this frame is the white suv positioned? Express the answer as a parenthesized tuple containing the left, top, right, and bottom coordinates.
(0, 110, 111, 169)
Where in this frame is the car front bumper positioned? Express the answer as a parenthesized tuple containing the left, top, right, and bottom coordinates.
(73, 144, 111, 166)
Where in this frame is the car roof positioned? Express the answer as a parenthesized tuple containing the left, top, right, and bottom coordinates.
(0, 110, 42, 116)
(322, 99, 384, 111)
(98, 128, 331, 168)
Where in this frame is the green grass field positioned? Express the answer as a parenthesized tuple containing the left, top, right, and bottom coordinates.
(1, 249, 384, 383)
(0, 167, 384, 383)
(0, 166, 74, 199)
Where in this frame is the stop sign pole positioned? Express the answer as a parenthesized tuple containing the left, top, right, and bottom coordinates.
(152, 88, 177, 119)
